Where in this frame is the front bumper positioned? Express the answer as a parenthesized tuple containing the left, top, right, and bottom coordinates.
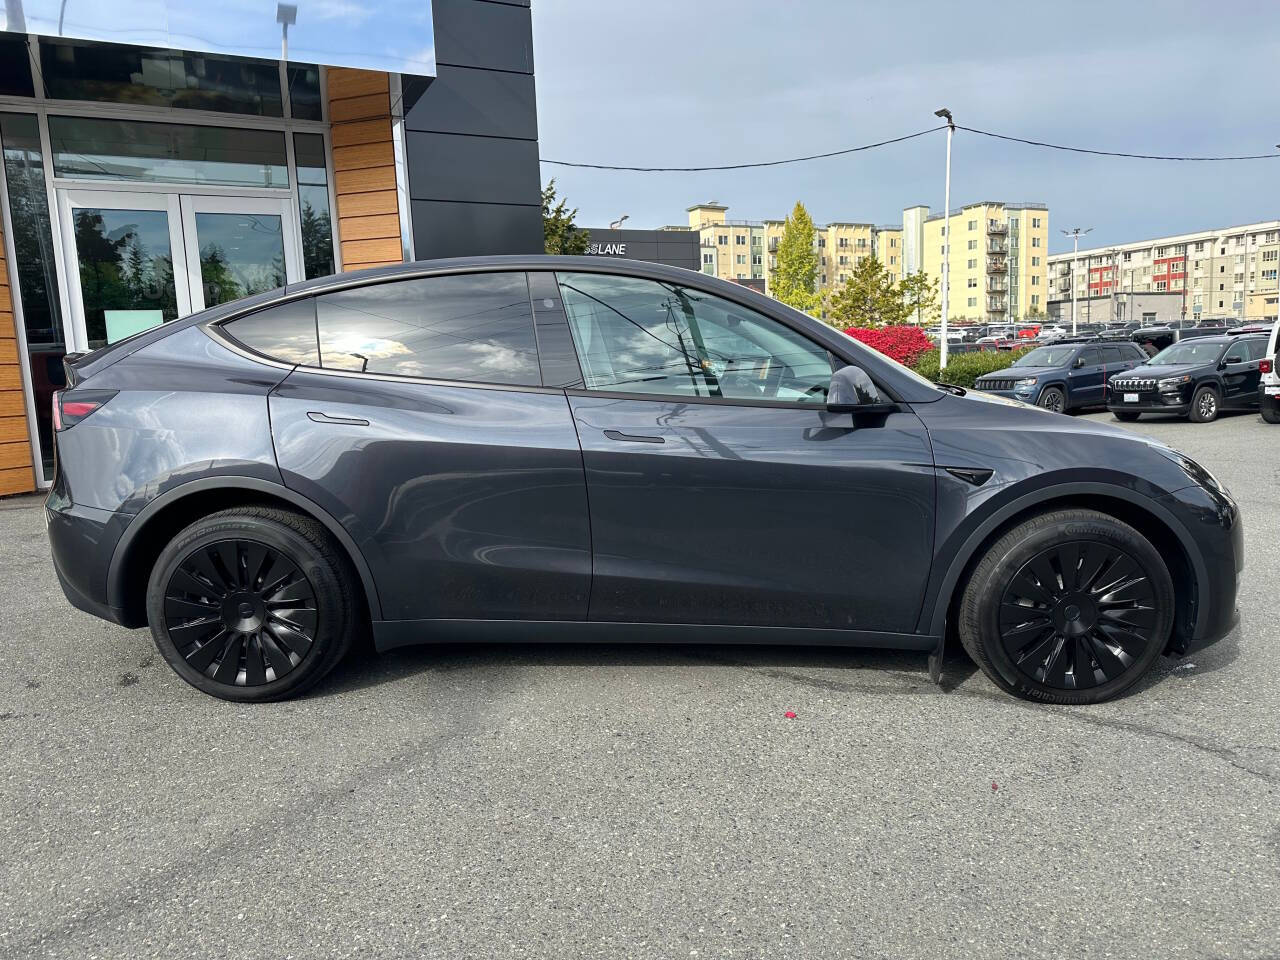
(1158, 482, 1243, 656)
(1107, 390, 1192, 415)
(974, 386, 1037, 404)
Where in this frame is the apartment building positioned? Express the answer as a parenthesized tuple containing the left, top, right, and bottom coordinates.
(1045, 219, 1280, 325)
(683, 203, 901, 302)
(905, 202, 1050, 325)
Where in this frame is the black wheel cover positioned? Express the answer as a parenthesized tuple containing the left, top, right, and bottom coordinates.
(163, 539, 319, 687)
(999, 540, 1158, 690)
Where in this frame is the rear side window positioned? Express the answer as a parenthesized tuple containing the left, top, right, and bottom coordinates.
(1100, 346, 1124, 363)
(221, 299, 320, 366)
(315, 272, 540, 384)
(1244, 338, 1269, 361)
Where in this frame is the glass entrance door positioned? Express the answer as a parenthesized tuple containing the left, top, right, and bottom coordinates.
(56, 189, 191, 351)
(57, 189, 301, 351)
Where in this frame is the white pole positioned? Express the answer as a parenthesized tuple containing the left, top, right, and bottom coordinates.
(1071, 233, 1078, 336)
(939, 118, 954, 369)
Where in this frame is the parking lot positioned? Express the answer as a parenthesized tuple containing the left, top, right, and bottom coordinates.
(1, 410, 1276, 960)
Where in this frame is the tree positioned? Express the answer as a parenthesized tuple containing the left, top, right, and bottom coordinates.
(771, 201, 821, 314)
(542, 179, 590, 255)
(828, 254, 910, 328)
(899, 270, 940, 326)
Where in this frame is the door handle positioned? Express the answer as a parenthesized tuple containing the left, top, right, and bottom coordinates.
(307, 411, 370, 426)
(604, 429, 664, 444)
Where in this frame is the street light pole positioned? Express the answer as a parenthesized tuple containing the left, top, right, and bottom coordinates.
(1062, 227, 1093, 335)
(935, 108, 955, 368)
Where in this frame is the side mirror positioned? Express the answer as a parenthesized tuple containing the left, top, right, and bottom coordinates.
(827, 365, 892, 414)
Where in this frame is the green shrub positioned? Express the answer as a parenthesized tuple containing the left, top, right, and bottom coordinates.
(910, 346, 1034, 389)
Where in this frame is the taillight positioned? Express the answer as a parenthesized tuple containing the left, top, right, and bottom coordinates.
(53, 389, 116, 431)
(1261, 358, 1274, 375)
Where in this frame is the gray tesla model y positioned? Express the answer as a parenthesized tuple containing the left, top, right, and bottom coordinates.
(45, 257, 1241, 704)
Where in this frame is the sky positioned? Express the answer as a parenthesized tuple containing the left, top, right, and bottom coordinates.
(531, 0, 1280, 256)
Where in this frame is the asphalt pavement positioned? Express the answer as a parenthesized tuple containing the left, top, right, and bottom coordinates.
(1, 408, 1276, 959)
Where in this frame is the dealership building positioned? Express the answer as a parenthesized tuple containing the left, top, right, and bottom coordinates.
(0, 0, 542, 496)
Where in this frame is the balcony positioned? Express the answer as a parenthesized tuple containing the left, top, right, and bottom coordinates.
(987, 221, 1008, 235)
(986, 258, 1007, 274)
(987, 239, 1008, 255)
(987, 277, 1008, 293)
(987, 296, 1007, 312)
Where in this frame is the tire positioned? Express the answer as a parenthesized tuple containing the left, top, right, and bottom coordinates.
(958, 508, 1174, 705)
(1112, 411, 1141, 422)
(1188, 384, 1220, 423)
(1037, 386, 1066, 414)
(146, 506, 359, 702)
(1262, 403, 1280, 424)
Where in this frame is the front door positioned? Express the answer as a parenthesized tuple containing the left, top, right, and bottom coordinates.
(555, 270, 937, 635)
(57, 189, 300, 350)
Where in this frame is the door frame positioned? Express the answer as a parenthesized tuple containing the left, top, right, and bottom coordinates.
(179, 194, 302, 313)
(55, 187, 193, 353)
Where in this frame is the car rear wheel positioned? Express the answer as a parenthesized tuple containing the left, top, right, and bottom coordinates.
(146, 506, 358, 702)
(1113, 411, 1141, 422)
(1189, 385, 1220, 423)
(958, 508, 1173, 705)
(1262, 403, 1280, 424)
(1037, 386, 1066, 413)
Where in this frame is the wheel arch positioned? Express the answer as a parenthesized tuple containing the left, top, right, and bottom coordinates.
(923, 483, 1205, 653)
(106, 476, 383, 628)
(1038, 380, 1068, 406)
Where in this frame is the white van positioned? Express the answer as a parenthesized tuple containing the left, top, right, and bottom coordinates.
(1262, 316, 1280, 423)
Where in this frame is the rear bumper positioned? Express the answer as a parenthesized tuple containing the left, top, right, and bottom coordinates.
(1260, 384, 1280, 418)
(46, 495, 129, 626)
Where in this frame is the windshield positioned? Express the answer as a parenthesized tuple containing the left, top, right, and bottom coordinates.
(1013, 346, 1076, 367)
(1147, 340, 1224, 366)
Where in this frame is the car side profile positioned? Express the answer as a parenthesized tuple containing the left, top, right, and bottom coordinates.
(1260, 318, 1280, 424)
(973, 340, 1148, 413)
(46, 256, 1241, 705)
(1107, 333, 1269, 422)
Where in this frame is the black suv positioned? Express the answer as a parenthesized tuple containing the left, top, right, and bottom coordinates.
(1107, 333, 1269, 422)
(974, 340, 1147, 413)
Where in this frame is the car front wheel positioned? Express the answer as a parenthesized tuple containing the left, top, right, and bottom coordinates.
(1189, 385, 1220, 423)
(1037, 386, 1066, 413)
(146, 506, 359, 702)
(958, 508, 1173, 705)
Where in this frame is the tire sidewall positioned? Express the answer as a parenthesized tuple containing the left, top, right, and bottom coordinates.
(974, 514, 1174, 703)
(146, 513, 348, 702)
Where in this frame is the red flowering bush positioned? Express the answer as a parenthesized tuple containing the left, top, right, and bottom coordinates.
(842, 325, 934, 368)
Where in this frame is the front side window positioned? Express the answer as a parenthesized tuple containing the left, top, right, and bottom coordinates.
(556, 272, 833, 403)
(316, 272, 540, 385)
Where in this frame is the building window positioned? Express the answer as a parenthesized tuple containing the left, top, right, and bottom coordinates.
(889, 256, 896, 265)
(1031, 217, 1041, 228)
(1031, 276, 1039, 285)
(294, 133, 335, 280)
(752, 254, 762, 266)
(856, 238, 867, 249)
(718, 235, 728, 245)
(967, 220, 976, 230)
(736, 254, 746, 265)
(703, 252, 714, 264)
(967, 240, 977, 250)
(1031, 237, 1041, 248)
(1263, 269, 1277, 280)
(838, 237, 849, 248)
(967, 278, 977, 288)
(967, 258, 976, 269)
(1031, 294, 1040, 306)
(735, 235, 746, 245)
(1031, 256, 1040, 267)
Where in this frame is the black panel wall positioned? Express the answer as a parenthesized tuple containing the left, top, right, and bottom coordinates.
(581, 229, 701, 273)
(402, 0, 543, 259)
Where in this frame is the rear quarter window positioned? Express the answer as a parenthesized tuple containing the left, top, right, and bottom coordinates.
(220, 299, 319, 366)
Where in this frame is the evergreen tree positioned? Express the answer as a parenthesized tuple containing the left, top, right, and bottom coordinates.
(542, 179, 590, 255)
(828, 254, 909, 328)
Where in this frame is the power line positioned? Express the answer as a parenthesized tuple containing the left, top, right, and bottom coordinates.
(540, 126, 947, 171)
(955, 125, 1279, 161)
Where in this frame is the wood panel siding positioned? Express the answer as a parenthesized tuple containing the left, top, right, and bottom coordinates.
(0, 223, 35, 496)
(327, 68, 405, 272)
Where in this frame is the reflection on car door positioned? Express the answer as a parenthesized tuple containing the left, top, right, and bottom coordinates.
(268, 272, 592, 623)
(555, 271, 936, 636)
(1068, 346, 1105, 407)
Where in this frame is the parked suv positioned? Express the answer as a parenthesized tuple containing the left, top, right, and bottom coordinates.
(1261, 317, 1280, 424)
(1107, 333, 1269, 422)
(45, 257, 1242, 706)
(973, 340, 1147, 413)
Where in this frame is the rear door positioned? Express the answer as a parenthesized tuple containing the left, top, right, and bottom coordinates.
(1067, 346, 1105, 407)
(555, 270, 936, 635)
(257, 272, 592, 623)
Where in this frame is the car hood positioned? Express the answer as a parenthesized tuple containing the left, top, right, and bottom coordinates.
(1111, 362, 1201, 380)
